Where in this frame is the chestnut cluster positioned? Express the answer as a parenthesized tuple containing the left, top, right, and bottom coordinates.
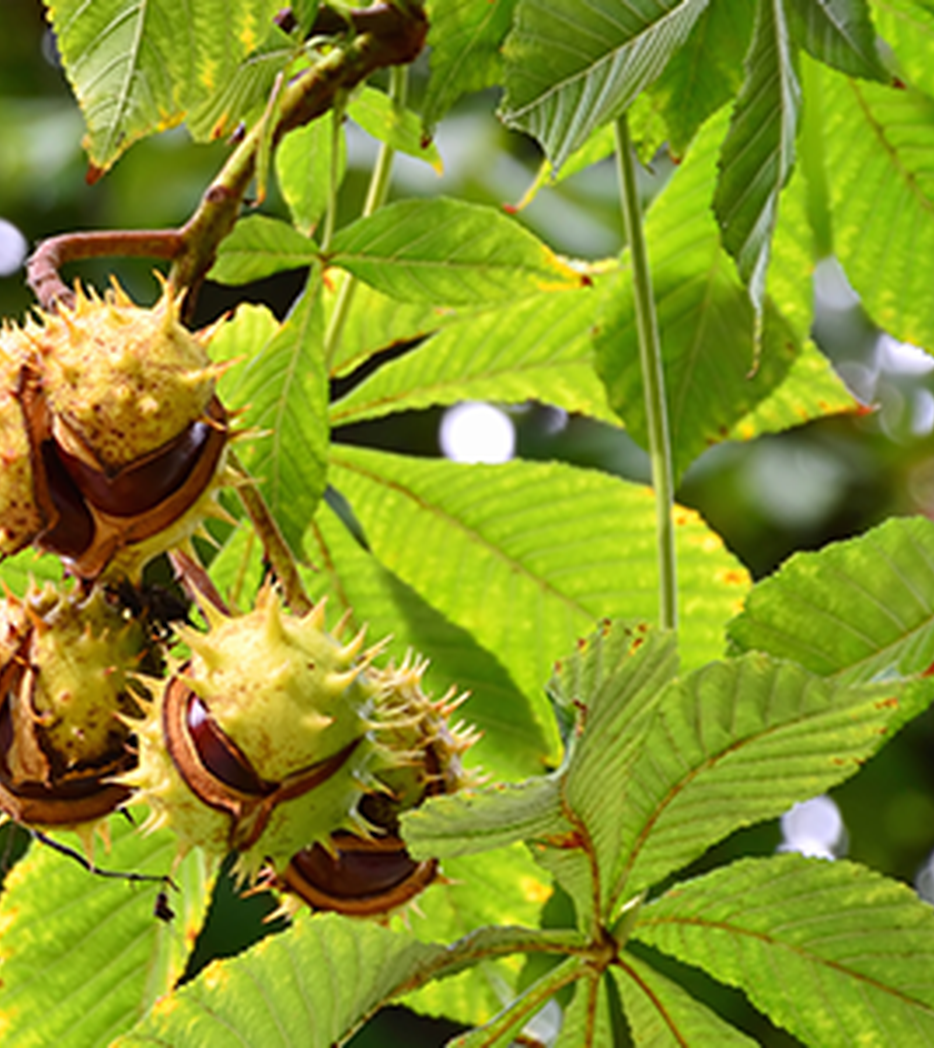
(0, 281, 472, 917)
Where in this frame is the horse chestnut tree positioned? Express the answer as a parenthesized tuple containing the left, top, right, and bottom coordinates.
(1, 2, 934, 1047)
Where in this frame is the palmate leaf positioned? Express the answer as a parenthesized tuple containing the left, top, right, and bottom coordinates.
(0, 811, 210, 1048)
(499, 0, 709, 169)
(608, 654, 929, 904)
(423, 0, 518, 130)
(788, 0, 889, 80)
(555, 971, 615, 1047)
(217, 281, 329, 554)
(328, 448, 751, 705)
(634, 854, 934, 1045)
(329, 284, 615, 429)
(818, 62, 934, 348)
(45, 0, 280, 175)
(728, 514, 934, 683)
(595, 109, 814, 480)
(407, 622, 680, 930)
(612, 953, 756, 1046)
(327, 198, 587, 305)
(714, 0, 801, 313)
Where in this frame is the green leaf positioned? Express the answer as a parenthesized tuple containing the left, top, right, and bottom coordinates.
(303, 504, 553, 780)
(117, 912, 449, 1047)
(328, 449, 751, 702)
(714, 0, 801, 312)
(728, 514, 934, 682)
(634, 854, 934, 1045)
(46, 0, 280, 175)
(788, 0, 889, 79)
(0, 811, 210, 1048)
(609, 654, 922, 902)
(276, 116, 347, 236)
(554, 972, 615, 1047)
(329, 285, 614, 428)
(725, 340, 855, 443)
(404, 776, 567, 859)
(499, 0, 709, 169)
(613, 952, 757, 1046)
(872, 0, 934, 95)
(647, 0, 755, 156)
(423, 0, 519, 129)
(594, 109, 804, 480)
(226, 277, 329, 553)
(347, 87, 442, 172)
(209, 214, 317, 285)
(187, 23, 297, 142)
(324, 280, 475, 379)
(819, 64, 934, 348)
(327, 198, 586, 304)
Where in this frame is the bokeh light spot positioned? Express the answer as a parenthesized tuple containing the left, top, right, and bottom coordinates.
(440, 402, 515, 464)
(0, 219, 28, 277)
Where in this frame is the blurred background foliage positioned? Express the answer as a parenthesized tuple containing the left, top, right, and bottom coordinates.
(2, 2, 934, 1044)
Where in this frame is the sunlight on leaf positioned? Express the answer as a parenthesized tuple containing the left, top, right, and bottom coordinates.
(328, 449, 750, 708)
(328, 197, 587, 304)
(818, 63, 934, 348)
(47, 0, 281, 174)
(613, 953, 756, 1046)
(223, 280, 329, 554)
(304, 504, 553, 780)
(210, 214, 317, 284)
(329, 284, 615, 428)
(348, 86, 442, 172)
(0, 811, 211, 1048)
(728, 514, 934, 683)
(635, 854, 934, 1045)
(610, 654, 929, 902)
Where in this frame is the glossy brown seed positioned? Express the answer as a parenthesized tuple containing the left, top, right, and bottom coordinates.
(283, 834, 438, 916)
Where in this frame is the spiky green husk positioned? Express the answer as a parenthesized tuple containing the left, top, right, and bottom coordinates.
(23, 584, 149, 772)
(27, 280, 216, 472)
(128, 589, 476, 889)
(0, 324, 40, 556)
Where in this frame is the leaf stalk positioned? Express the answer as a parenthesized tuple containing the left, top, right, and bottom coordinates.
(613, 115, 677, 633)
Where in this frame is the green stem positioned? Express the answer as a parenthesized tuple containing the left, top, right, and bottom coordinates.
(323, 64, 407, 368)
(613, 115, 677, 633)
(319, 94, 347, 255)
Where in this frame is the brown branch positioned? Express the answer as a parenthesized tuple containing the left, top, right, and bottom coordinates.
(25, 2, 428, 308)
